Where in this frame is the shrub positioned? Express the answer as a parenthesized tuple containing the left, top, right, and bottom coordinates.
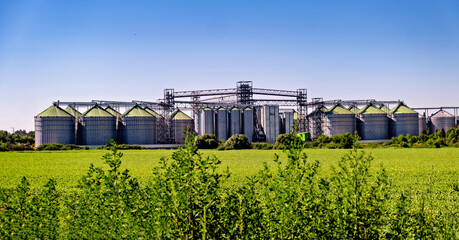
(252, 142, 274, 150)
(223, 134, 251, 150)
(274, 133, 299, 149)
(195, 134, 219, 149)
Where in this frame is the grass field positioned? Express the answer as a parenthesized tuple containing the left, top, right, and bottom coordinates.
(0, 148, 458, 192)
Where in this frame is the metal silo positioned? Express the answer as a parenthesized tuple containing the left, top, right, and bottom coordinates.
(35, 105, 75, 147)
(216, 107, 228, 141)
(145, 107, 164, 143)
(419, 114, 427, 135)
(357, 104, 388, 140)
(170, 110, 194, 144)
(389, 103, 419, 137)
(429, 110, 455, 133)
(194, 108, 202, 135)
(120, 106, 156, 144)
(379, 105, 390, 114)
(281, 111, 294, 134)
(307, 106, 327, 140)
(348, 106, 360, 114)
(105, 106, 122, 142)
(323, 104, 356, 137)
(243, 107, 254, 142)
(230, 107, 241, 137)
(80, 105, 116, 145)
(65, 106, 82, 117)
(261, 105, 280, 143)
(200, 107, 214, 135)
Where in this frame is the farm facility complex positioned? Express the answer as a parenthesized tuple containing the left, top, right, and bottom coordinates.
(34, 81, 459, 147)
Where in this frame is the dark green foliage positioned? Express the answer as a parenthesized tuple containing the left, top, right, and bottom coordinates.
(316, 132, 357, 149)
(37, 144, 88, 151)
(389, 127, 459, 148)
(251, 142, 274, 150)
(222, 134, 252, 150)
(195, 134, 219, 149)
(0, 130, 35, 151)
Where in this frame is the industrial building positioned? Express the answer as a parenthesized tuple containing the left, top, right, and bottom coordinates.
(35, 81, 459, 146)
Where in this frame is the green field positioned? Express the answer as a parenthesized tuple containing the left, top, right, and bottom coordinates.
(0, 148, 458, 192)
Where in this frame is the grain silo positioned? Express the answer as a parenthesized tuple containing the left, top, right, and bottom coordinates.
(323, 104, 356, 136)
(281, 111, 294, 134)
(35, 105, 75, 147)
(80, 105, 116, 145)
(429, 110, 455, 133)
(170, 110, 194, 144)
(419, 114, 427, 135)
(200, 107, 214, 135)
(261, 105, 280, 143)
(357, 104, 388, 140)
(348, 106, 360, 114)
(105, 106, 122, 142)
(120, 106, 156, 144)
(194, 109, 202, 135)
(215, 107, 228, 141)
(243, 107, 254, 142)
(389, 103, 419, 137)
(229, 107, 241, 137)
(145, 107, 164, 143)
(307, 106, 327, 140)
(65, 106, 82, 117)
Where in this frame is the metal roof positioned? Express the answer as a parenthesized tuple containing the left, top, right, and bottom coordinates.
(348, 106, 360, 113)
(170, 110, 192, 120)
(390, 103, 417, 114)
(144, 107, 163, 118)
(105, 106, 121, 117)
(359, 104, 385, 114)
(379, 105, 390, 113)
(65, 106, 82, 117)
(123, 106, 154, 117)
(37, 105, 73, 117)
(431, 109, 454, 118)
(82, 105, 114, 117)
(326, 104, 353, 114)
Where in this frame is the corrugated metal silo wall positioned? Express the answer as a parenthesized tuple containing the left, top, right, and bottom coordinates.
(389, 113, 419, 137)
(216, 109, 228, 141)
(282, 112, 294, 134)
(194, 110, 201, 135)
(230, 109, 241, 137)
(418, 116, 427, 135)
(262, 105, 280, 143)
(243, 109, 254, 142)
(323, 114, 356, 137)
(357, 114, 388, 140)
(173, 119, 194, 144)
(120, 117, 156, 144)
(34, 116, 75, 147)
(307, 113, 323, 140)
(80, 117, 116, 145)
(200, 109, 214, 135)
(429, 116, 455, 133)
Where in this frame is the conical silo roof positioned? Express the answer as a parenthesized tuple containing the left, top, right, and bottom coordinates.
(327, 104, 352, 114)
(431, 109, 454, 118)
(379, 105, 390, 113)
(82, 105, 114, 117)
(36, 105, 73, 117)
(144, 107, 163, 118)
(359, 104, 384, 114)
(170, 110, 192, 120)
(231, 107, 239, 111)
(390, 103, 417, 114)
(307, 106, 328, 116)
(203, 107, 212, 111)
(217, 106, 226, 111)
(105, 106, 121, 117)
(348, 106, 360, 113)
(65, 106, 82, 117)
(123, 105, 154, 117)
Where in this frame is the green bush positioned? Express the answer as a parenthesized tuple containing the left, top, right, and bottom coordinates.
(222, 134, 251, 150)
(37, 144, 88, 151)
(252, 142, 274, 150)
(195, 134, 219, 149)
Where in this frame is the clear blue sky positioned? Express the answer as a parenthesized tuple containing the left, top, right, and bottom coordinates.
(1, 0, 458, 131)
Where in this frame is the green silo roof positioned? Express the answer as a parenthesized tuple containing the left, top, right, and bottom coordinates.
(244, 107, 252, 110)
(359, 104, 385, 114)
(327, 104, 353, 114)
(231, 107, 239, 110)
(379, 105, 390, 112)
(217, 107, 226, 110)
(37, 105, 73, 117)
(203, 107, 212, 110)
(144, 107, 163, 118)
(82, 105, 114, 117)
(105, 107, 121, 117)
(123, 106, 154, 117)
(348, 106, 359, 112)
(170, 110, 192, 120)
(65, 106, 82, 117)
(390, 103, 417, 114)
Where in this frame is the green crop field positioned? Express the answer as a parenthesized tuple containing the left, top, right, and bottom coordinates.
(0, 148, 458, 192)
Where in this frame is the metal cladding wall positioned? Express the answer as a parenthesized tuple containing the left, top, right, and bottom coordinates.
(34, 116, 75, 147)
(323, 114, 356, 136)
(230, 108, 241, 137)
(419, 115, 427, 135)
(200, 108, 214, 135)
(173, 119, 194, 144)
(281, 112, 294, 134)
(194, 110, 201, 135)
(389, 113, 419, 137)
(120, 116, 156, 144)
(216, 108, 228, 141)
(80, 117, 116, 145)
(243, 108, 254, 142)
(429, 110, 455, 133)
(261, 105, 280, 143)
(357, 114, 389, 140)
(307, 113, 323, 140)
